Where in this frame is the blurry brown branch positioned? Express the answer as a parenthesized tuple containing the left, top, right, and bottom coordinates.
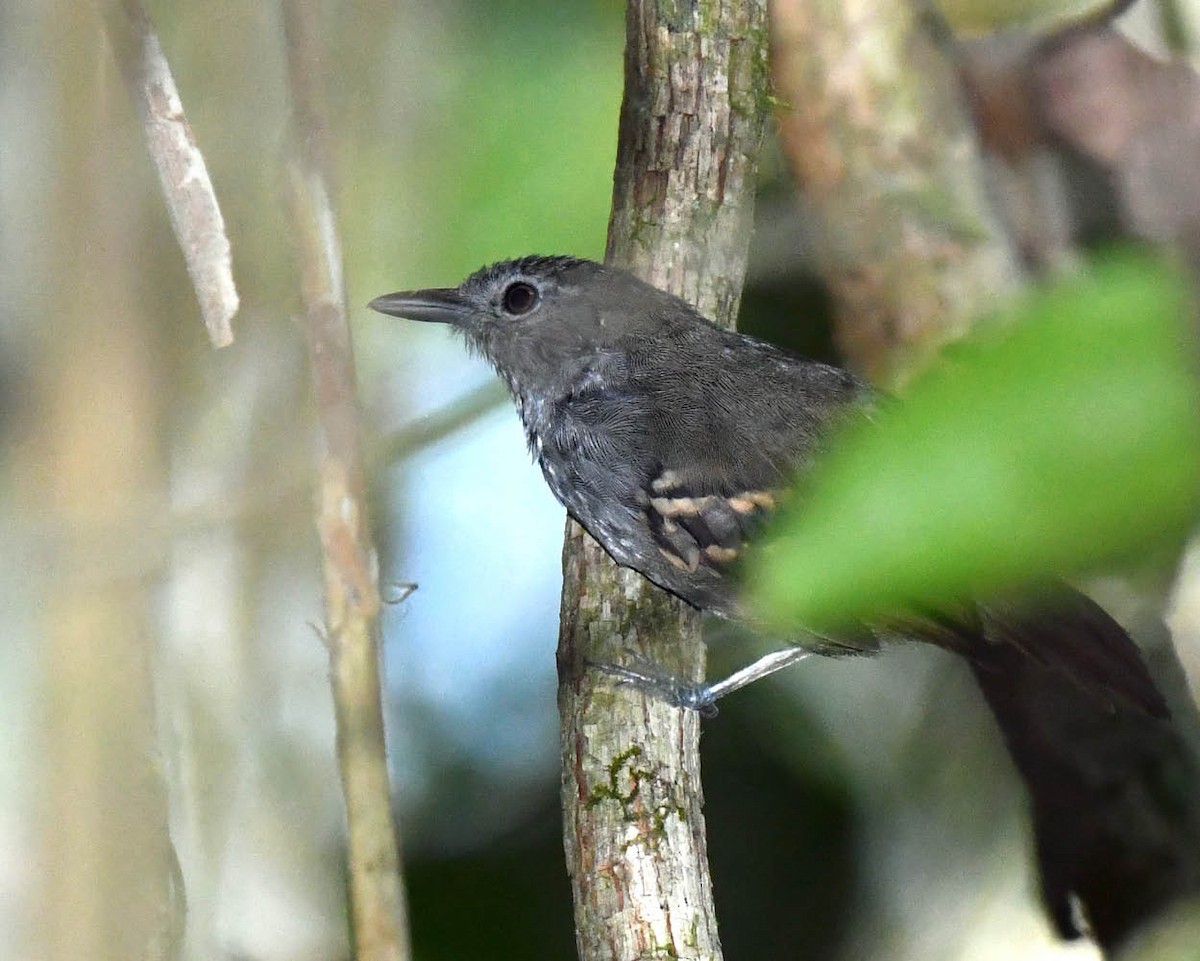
(98, 0, 238, 348)
(958, 24, 1200, 273)
(1035, 26, 1200, 261)
(556, 2, 769, 959)
(280, 2, 409, 960)
(769, 0, 1023, 386)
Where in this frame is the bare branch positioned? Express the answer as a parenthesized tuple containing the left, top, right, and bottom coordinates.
(280, 2, 410, 959)
(98, 0, 238, 348)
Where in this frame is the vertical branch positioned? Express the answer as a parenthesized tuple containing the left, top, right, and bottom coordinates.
(98, 0, 239, 348)
(279, 3, 409, 960)
(557, 3, 769, 960)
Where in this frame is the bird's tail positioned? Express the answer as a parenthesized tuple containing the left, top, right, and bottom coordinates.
(967, 639, 1193, 944)
(976, 584, 1169, 718)
(925, 586, 1181, 943)
(895, 582, 1169, 718)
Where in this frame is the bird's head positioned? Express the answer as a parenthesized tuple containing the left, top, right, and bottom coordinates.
(370, 255, 695, 395)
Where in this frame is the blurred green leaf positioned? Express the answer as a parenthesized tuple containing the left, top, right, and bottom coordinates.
(749, 251, 1200, 632)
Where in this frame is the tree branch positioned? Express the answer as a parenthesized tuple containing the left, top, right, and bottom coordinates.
(279, 3, 409, 959)
(98, 0, 238, 348)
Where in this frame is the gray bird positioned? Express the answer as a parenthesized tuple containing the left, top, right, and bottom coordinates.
(371, 254, 1166, 716)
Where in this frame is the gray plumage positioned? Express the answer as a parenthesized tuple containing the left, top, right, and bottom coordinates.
(371, 255, 1167, 717)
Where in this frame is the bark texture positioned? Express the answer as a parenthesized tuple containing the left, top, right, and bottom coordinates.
(557, 3, 769, 960)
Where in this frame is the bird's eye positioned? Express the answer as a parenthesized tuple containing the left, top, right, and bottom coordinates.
(501, 281, 539, 316)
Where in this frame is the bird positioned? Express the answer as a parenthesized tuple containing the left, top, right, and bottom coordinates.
(370, 254, 1167, 717)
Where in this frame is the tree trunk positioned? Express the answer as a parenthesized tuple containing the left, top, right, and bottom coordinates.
(557, 3, 769, 959)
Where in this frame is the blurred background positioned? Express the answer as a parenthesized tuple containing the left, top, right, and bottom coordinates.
(4, 2, 1200, 960)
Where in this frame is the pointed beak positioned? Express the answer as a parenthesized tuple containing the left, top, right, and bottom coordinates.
(368, 287, 471, 325)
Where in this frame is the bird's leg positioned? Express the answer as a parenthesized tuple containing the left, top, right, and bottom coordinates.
(589, 646, 812, 715)
(700, 647, 813, 701)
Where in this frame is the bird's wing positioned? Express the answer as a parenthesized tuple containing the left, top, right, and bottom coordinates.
(638, 355, 869, 582)
(638, 464, 880, 655)
(639, 467, 780, 580)
(557, 334, 869, 618)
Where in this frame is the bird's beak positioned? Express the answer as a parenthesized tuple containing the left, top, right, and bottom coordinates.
(368, 288, 470, 325)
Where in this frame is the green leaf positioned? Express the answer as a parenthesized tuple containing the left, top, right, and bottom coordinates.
(749, 251, 1200, 633)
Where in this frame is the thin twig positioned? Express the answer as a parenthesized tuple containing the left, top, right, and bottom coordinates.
(369, 380, 508, 470)
(98, 0, 238, 348)
(279, 2, 410, 959)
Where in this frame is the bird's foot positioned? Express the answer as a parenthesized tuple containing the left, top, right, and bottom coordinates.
(586, 655, 722, 716)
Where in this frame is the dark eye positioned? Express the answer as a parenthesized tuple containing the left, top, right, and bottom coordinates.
(501, 281, 539, 316)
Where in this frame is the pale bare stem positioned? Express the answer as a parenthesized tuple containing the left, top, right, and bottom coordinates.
(98, 0, 238, 348)
(280, 1, 410, 959)
(35, 10, 175, 957)
(557, 3, 769, 960)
